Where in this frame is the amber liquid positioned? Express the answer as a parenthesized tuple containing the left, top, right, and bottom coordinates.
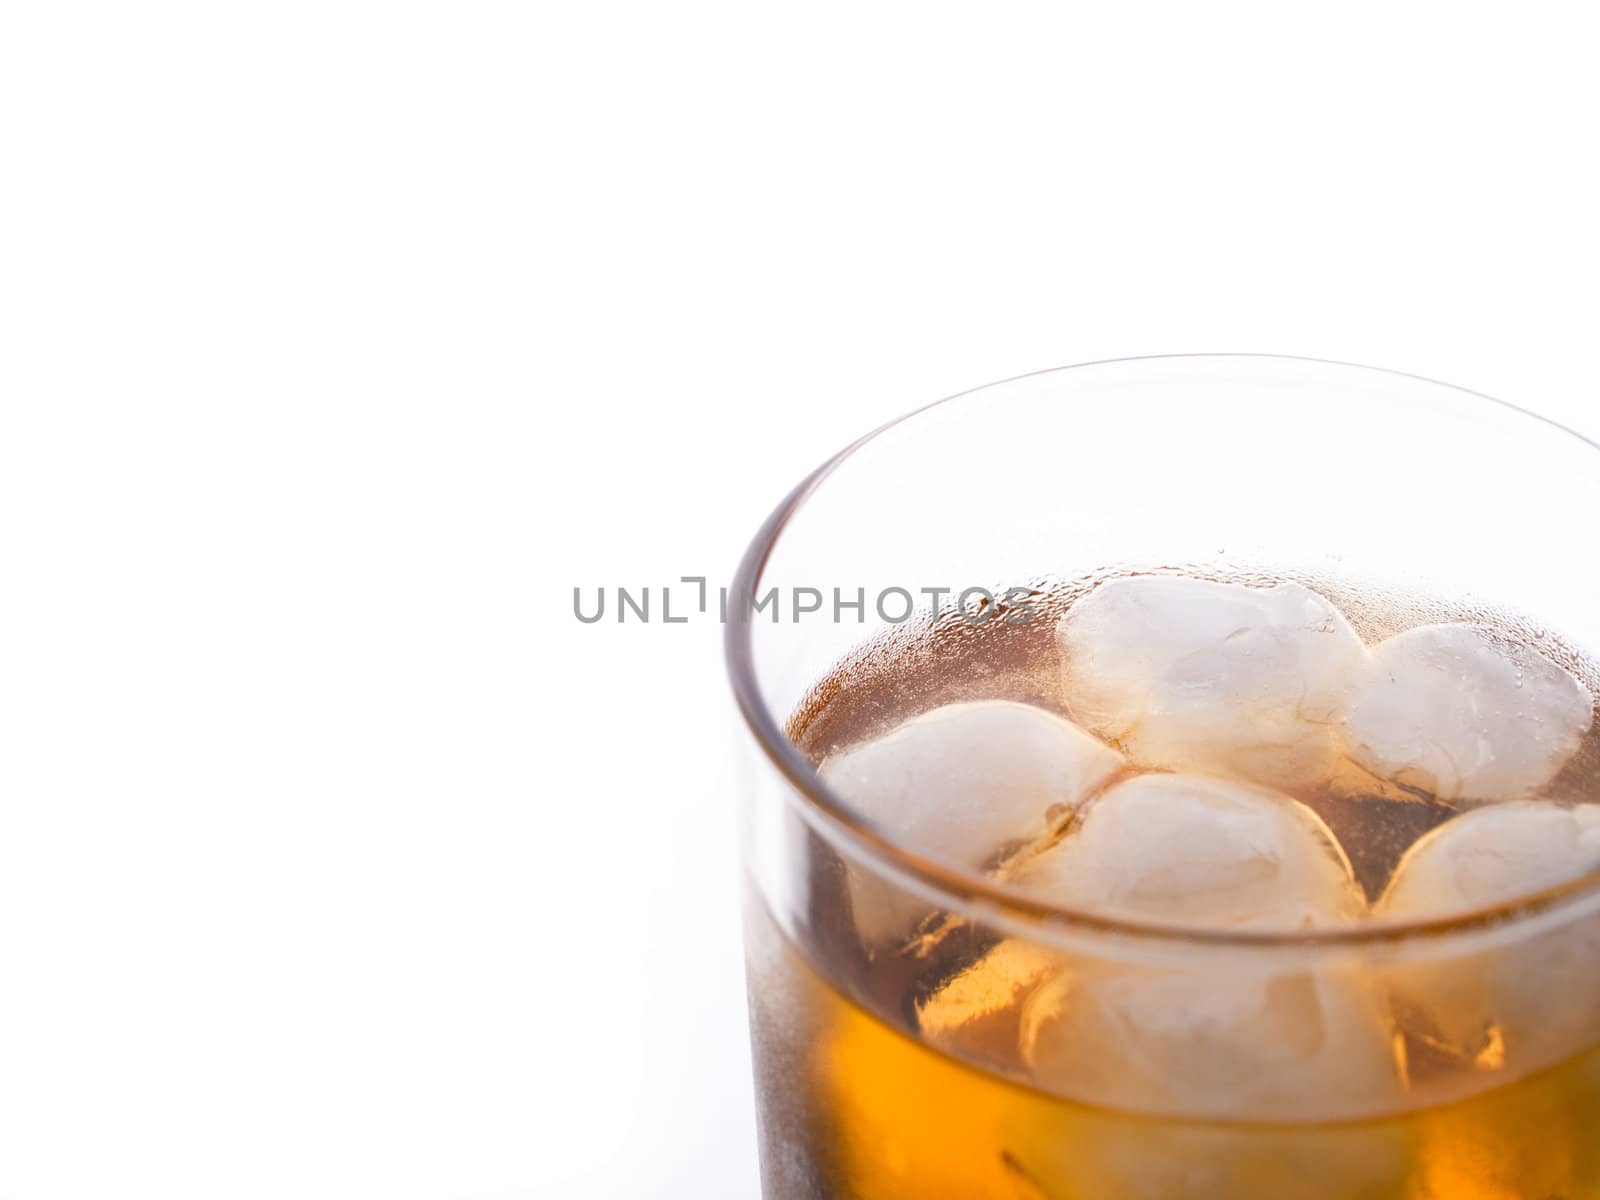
(747, 894, 1600, 1200)
(748, 569, 1600, 1199)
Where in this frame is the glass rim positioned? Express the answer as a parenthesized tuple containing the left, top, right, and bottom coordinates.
(725, 352, 1600, 950)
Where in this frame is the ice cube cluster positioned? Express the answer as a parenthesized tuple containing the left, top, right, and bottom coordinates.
(815, 574, 1600, 1114)
(1057, 574, 1593, 802)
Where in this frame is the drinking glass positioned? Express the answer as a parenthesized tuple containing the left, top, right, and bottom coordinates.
(727, 355, 1600, 1199)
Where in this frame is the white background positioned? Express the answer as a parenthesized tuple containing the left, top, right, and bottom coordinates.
(4, 3, 1600, 1197)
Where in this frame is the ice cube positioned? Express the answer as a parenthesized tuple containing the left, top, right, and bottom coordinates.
(1024, 966, 1401, 1126)
(1057, 575, 1367, 791)
(1019, 958, 1400, 1121)
(1009, 773, 1394, 1119)
(818, 701, 1125, 946)
(1378, 802, 1600, 1080)
(1342, 623, 1593, 803)
(1010, 773, 1368, 930)
(1381, 802, 1600, 914)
